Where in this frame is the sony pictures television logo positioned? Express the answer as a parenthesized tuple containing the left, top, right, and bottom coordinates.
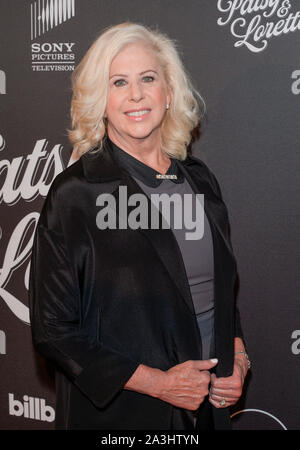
(30, 0, 76, 72)
(30, 0, 75, 40)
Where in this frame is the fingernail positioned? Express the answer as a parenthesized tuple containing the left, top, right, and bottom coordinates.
(210, 358, 218, 363)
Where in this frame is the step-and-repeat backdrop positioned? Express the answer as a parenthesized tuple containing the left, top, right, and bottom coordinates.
(0, 0, 299, 430)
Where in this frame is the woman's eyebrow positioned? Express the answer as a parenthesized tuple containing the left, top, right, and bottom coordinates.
(140, 70, 158, 75)
(109, 73, 127, 79)
(109, 69, 158, 79)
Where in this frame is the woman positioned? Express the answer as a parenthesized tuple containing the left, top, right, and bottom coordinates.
(29, 22, 250, 430)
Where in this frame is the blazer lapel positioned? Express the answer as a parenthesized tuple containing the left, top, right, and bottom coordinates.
(114, 170, 196, 315)
(178, 159, 235, 258)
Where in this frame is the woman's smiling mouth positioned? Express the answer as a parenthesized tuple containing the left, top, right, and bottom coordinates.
(125, 109, 151, 120)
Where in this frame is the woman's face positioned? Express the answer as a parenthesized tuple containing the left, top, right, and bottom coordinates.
(106, 42, 171, 146)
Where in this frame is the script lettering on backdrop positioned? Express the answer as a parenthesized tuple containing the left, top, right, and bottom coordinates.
(0, 136, 74, 324)
(217, 0, 300, 52)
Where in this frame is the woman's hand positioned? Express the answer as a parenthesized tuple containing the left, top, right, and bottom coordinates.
(208, 338, 249, 409)
(157, 359, 218, 411)
(124, 359, 218, 411)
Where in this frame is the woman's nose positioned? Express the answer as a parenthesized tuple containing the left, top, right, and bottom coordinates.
(129, 81, 144, 102)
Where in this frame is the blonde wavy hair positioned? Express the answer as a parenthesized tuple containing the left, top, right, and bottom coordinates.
(68, 22, 205, 160)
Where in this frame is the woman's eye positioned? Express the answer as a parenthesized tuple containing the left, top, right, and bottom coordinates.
(114, 79, 127, 87)
(142, 76, 154, 82)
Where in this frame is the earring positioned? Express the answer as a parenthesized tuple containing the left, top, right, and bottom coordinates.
(166, 103, 169, 110)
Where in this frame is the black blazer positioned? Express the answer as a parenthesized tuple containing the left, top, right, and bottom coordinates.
(29, 139, 244, 430)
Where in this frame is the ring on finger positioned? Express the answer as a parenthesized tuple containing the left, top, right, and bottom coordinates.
(219, 397, 226, 407)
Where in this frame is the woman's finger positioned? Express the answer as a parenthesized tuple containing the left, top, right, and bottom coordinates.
(208, 396, 236, 409)
(210, 386, 241, 398)
(209, 391, 239, 403)
(210, 376, 242, 390)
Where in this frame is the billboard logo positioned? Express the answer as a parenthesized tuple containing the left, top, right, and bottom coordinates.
(9, 393, 55, 422)
(0, 70, 6, 94)
(0, 330, 6, 354)
(31, 0, 75, 40)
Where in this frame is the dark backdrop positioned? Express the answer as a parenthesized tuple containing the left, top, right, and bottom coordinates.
(0, 0, 299, 430)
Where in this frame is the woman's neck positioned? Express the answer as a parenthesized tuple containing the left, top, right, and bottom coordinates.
(107, 131, 171, 174)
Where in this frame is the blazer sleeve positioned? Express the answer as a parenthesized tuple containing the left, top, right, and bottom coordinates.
(28, 181, 140, 410)
(204, 163, 245, 342)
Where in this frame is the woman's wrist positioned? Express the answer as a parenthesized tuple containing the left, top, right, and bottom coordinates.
(123, 364, 167, 398)
(234, 337, 250, 374)
(235, 351, 251, 369)
(234, 352, 249, 375)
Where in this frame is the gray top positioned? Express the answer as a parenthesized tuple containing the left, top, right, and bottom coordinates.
(132, 176, 215, 315)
